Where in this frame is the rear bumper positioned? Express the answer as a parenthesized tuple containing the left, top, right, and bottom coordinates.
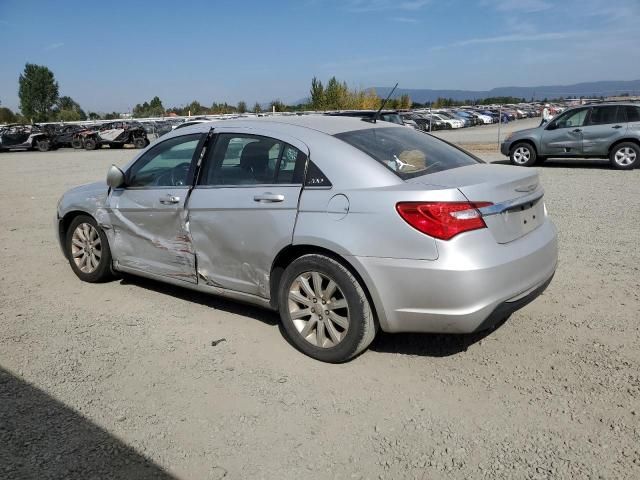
(349, 218, 558, 334)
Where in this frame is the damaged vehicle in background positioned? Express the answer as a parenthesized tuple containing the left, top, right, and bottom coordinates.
(0, 124, 55, 152)
(74, 121, 150, 150)
(56, 116, 558, 363)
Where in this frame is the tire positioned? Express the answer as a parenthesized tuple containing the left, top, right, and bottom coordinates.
(609, 142, 639, 170)
(65, 215, 113, 283)
(509, 142, 537, 167)
(278, 254, 377, 363)
(133, 137, 146, 149)
(84, 137, 98, 150)
(71, 137, 83, 149)
(36, 139, 50, 152)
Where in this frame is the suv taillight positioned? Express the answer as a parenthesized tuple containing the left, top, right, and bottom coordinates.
(396, 201, 493, 240)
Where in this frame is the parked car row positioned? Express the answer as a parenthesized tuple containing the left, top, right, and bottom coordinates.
(0, 121, 150, 152)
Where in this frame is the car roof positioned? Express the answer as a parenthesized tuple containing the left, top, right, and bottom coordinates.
(169, 114, 401, 137)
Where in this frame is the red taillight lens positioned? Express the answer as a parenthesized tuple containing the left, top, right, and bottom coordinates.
(396, 201, 493, 240)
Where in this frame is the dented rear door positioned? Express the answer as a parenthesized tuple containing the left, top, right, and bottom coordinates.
(107, 133, 204, 282)
(187, 128, 308, 298)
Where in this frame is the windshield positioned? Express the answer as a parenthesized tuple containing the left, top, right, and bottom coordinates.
(335, 127, 480, 179)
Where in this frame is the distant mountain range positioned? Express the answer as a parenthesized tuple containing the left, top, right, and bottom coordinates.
(372, 80, 640, 104)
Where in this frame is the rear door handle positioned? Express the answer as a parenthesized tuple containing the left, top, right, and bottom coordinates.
(572, 128, 582, 133)
(612, 125, 623, 129)
(159, 194, 180, 204)
(253, 193, 285, 203)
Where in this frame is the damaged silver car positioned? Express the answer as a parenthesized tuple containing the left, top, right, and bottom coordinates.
(56, 116, 557, 362)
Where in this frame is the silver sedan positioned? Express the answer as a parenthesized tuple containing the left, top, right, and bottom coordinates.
(56, 116, 558, 362)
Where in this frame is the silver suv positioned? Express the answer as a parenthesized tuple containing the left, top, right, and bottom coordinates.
(501, 103, 640, 169)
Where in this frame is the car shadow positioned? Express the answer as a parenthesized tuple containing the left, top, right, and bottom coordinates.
(0, 367, 177, 480)
(119, 274, 280, 326)
(369, 319, 506, 358)
(491, 158, 613, 169)
(121, 275, 508, 358)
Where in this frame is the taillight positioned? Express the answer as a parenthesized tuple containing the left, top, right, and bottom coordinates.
(396, 201, 493, 240)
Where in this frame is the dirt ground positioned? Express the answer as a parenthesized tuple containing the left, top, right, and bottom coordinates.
(1, 144, 639, 480)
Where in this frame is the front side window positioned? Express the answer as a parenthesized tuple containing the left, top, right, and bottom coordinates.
(335, 127, 479, 179)
(127, 134, 200, 187)
(552, 108, 588, 129)
(200, 134, 306, 185)
(588, 106, 624, 125)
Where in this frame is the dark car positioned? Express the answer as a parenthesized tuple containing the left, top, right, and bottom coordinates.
(501, 103, 640, 169)
(49, 124, 87, 148)
(0, 124, 54, 152)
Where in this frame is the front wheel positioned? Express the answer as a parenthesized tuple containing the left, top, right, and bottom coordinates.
(36, 139, 50, 152)
(71, 137, 83, 149)
(65, 215, 113, 283)
(84, 137, 98, 150)
(278, 254, 377, 363)
(510, 142, 537, 167)
(610, 142, 638, 170)
(133, 137, 146, 149)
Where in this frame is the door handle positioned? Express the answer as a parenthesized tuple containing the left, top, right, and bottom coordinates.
(253, 193, 285, 203)
(612, 125, 623, 129)
(159, 194, 180, 205)
(572, 128, 582, 133)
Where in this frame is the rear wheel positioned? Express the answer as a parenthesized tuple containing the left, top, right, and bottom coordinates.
(84, 137, 98, 150)
(510, 142, 537, 167)
(36, 139, 50, 152)
(71, 137, 83, 149)
(65, 215, 113, 283)
(278, 254, 376, 363)
(133, 137, 146, 149)
(610, 142, 638, 170)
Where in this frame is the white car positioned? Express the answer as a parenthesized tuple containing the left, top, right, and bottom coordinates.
(431, 113, 464, 129)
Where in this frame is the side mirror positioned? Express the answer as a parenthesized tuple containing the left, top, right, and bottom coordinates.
(106, 165, 125, 189)
(546, 122, 556, 131)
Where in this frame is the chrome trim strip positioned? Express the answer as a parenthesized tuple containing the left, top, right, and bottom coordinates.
(478, 189, 544, 217)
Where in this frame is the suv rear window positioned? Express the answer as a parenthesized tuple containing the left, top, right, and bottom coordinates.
(335, 127, 480, 179)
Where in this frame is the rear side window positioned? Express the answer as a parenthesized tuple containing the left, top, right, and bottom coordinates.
(199, 133, 306, 185)
(588, 106, 624, 125)
(334, 127, 479, 179)
(624, 106, 640, 123)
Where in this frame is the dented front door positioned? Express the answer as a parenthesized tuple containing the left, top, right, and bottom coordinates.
(106, 133, 203, 282)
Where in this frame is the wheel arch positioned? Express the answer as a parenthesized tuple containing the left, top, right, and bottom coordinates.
(608, 137, 640, 155)
(58, 210, 96, 259)
(269, 244, 385, 331)
(509, 138, 538, 154)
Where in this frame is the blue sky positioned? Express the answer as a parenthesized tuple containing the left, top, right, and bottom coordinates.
(1, 0, 639, 112)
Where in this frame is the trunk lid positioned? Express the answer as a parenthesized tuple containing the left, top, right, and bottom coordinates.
(407, 164, 545, 243)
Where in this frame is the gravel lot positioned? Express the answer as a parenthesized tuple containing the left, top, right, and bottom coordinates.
(1, 139, 639, 479)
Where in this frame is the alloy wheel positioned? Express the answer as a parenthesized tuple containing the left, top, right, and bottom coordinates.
(288, 271, 350, 348)
(71, 223, 102, 273)
(512, 146, 531, 164)
(614, 147, 636, 166)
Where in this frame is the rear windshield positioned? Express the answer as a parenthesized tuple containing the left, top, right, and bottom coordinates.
(335, 127, 480, 179)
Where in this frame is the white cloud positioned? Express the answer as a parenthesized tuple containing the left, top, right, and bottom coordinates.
(44, 42, 64, 51)
(431, 30, 586, 50)
(391, 16, 420, 23)
(481, 0, 551, 13)
(344, 0, 429, 12)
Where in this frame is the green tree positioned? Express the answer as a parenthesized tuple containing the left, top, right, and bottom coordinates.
(269, 99, 286, 112)
(18, 63, 59, 122)
(324, 77, 341, 110)
(237, 101, 247, 114)
(187, 100, 204, 116)
(0, 106, 17, 124)
(253, 102, 261, 114)
(398, 94, 411, 110)
(310, 76, 325, 110)
(55, 96, 87, 121)
(87, 112, 101, 120)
